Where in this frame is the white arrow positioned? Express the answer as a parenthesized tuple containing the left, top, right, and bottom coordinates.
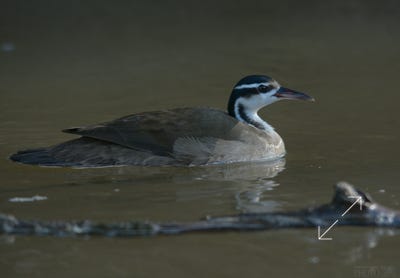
(317, 196, 363, 240)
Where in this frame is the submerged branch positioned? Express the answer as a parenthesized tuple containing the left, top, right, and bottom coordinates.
(1, 182, 399, 237)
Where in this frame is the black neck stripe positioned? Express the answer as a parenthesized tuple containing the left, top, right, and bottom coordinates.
(228, 89, 258, 117)
(238, 104, 264, 130)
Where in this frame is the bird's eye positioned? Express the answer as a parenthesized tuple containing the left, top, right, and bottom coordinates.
(258, 85, 272, 93)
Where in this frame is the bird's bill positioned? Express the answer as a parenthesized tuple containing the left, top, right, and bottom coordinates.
(274, 87, 315, 102)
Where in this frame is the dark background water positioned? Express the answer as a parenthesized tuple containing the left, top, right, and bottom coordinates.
(1, 1, 399, 277)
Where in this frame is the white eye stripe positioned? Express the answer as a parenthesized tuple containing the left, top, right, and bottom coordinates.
(234, 82, 270, 90)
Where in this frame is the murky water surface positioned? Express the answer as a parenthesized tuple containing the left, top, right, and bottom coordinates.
(1, 1, 400, 277)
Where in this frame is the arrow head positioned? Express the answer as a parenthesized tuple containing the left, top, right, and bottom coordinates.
(358, 197, 363, 210)
(317, 226, 332, 240)
(349, 196, 363, 210)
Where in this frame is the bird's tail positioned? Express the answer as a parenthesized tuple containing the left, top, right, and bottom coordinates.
(9, 148, 62, 166)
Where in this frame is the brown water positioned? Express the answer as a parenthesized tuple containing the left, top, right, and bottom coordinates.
(1, 1, 400, 277)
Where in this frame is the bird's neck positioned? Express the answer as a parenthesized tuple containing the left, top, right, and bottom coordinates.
(228, 101, 274, 132)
